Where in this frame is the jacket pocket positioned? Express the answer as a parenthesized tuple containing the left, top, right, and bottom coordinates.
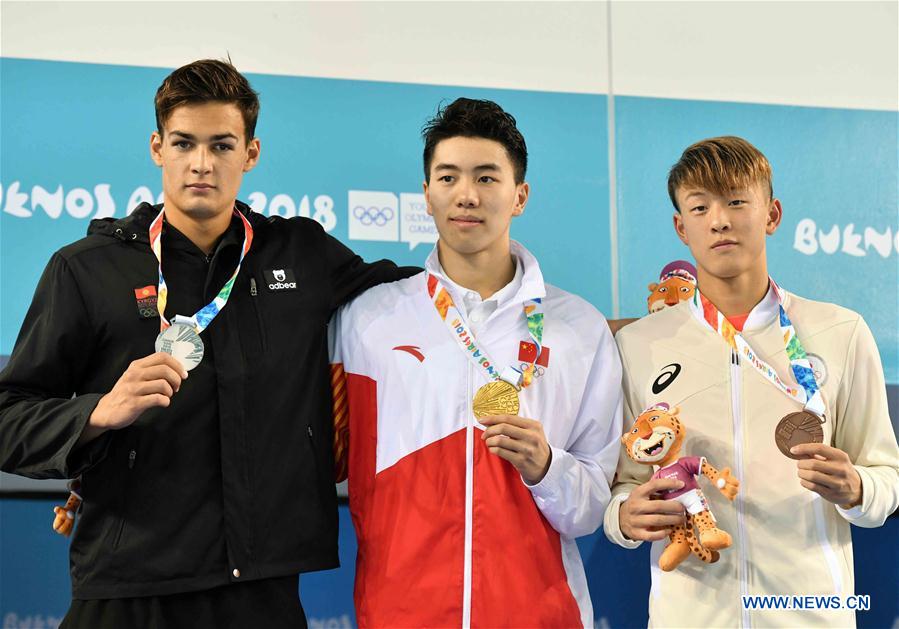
(305, 425, 326, 507)
(112, 446, 138, 550)
(249, 277, 268, 352)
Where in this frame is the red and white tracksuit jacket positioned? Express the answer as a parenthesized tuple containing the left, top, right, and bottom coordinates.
(330, 242, 623, 628)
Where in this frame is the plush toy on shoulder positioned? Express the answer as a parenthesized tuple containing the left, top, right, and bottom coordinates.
(647, 260, 697, 313)
(622, 402, 740, 571)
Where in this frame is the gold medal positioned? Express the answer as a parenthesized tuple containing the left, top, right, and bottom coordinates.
(472, 380, 520, 419)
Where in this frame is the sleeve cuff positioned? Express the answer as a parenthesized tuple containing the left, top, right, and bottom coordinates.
(524, 445, 566, 499)
(835, 465, 872, 524)
(603, 492, 643, 549)
(62, 394, 112, 477)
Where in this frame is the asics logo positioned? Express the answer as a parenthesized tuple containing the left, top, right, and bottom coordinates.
(651, 363, 682, 394)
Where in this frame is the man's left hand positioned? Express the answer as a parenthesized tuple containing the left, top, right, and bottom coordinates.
(792, 443, 863, 509)
(479, 414, 552, 484)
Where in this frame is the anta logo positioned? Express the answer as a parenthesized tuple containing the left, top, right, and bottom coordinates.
(652, 363, 682, 394)
(393, 345, 425, 362)
(263, 268, 298, 291)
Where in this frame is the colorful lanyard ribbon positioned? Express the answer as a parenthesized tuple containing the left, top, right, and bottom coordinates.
(149, 207, 254, 333)
(690, 279, 826, 418)
(427, 273, 544, 389)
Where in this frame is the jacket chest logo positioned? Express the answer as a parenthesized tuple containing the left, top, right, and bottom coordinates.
(263, 268, 298, 291)
(134, 285, 159, 319)
(393, 345, 425, 362)
(651, 363, 682, 394)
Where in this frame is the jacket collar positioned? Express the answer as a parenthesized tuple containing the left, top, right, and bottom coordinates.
(742, 283, 782, 331)
(688, 280, 785, 333)
(87, 200, 256, 247)
(424, 240, 547, 309)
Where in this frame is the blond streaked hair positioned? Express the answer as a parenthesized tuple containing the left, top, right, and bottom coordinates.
(667, 136, 773, 212)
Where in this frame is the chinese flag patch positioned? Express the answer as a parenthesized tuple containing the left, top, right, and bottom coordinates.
(134, 285, 159, 319)
(518, 341, 550, 367)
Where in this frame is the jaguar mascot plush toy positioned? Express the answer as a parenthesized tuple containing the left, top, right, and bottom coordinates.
(622, 402, 740, 571)
(647, 260, 697, 313)
(51, 479, 83, 537)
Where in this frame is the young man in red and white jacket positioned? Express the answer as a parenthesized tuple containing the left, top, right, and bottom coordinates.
(330, 98, 623, 627)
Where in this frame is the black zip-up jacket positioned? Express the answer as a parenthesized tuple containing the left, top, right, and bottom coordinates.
(0, 202, 417, 598)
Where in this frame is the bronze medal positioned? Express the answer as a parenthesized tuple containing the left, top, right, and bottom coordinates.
(775, 410, 825, 459)
(472, 380, 520, 419)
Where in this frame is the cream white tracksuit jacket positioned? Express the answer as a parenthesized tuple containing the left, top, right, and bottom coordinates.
(604, 287, 899, 628)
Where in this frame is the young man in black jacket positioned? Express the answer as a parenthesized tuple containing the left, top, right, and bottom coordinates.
(0, 59, 413, 628)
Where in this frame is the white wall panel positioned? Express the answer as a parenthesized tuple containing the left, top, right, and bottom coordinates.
(0, 1, 609, 94)
(610, 1, 898, 110)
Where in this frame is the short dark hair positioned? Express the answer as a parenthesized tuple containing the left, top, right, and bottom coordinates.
(154, 59, 260, 142)
(667, 136, 773, 212)
(422, 98, 528, 183)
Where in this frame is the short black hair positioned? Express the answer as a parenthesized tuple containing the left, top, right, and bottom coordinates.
(422, 98, 528, 183)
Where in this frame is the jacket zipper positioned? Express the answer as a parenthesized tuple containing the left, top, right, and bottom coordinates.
(462, 364, 474, 629)
(113, 449, 137, 549)
(249, 277, 268, 351)
(731, 350, 750, 629)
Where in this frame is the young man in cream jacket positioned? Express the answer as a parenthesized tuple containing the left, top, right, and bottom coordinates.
(604, 136, 899, 628)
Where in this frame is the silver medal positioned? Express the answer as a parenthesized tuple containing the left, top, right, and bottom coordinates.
(155, 323, 204, 371)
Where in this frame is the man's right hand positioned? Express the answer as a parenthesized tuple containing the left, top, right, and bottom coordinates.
(79, 353, 187, 445)
(619, 478, 687, 541)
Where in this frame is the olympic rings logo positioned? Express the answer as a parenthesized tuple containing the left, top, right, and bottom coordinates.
(520, 362, 546, 378)
(353, 205, 395, 227)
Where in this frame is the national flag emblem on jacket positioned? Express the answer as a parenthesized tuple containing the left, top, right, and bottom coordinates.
(519, 341, 550, 367)
(134, 285, 159, 319)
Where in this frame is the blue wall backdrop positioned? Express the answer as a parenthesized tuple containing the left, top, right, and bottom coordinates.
(1, 59, 896, 627)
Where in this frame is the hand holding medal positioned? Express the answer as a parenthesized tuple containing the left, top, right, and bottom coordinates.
(790, 442, 863, 509)
(86, 352, 187, 434)
(480, 414, 553, 484)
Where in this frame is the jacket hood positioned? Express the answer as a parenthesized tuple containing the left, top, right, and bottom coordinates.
(86, 200, 255, 244)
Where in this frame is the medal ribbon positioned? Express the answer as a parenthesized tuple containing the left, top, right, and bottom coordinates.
(690, 278, 826, 418)
(427, 273, 543, 389)
(149, 207, 254, 333)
